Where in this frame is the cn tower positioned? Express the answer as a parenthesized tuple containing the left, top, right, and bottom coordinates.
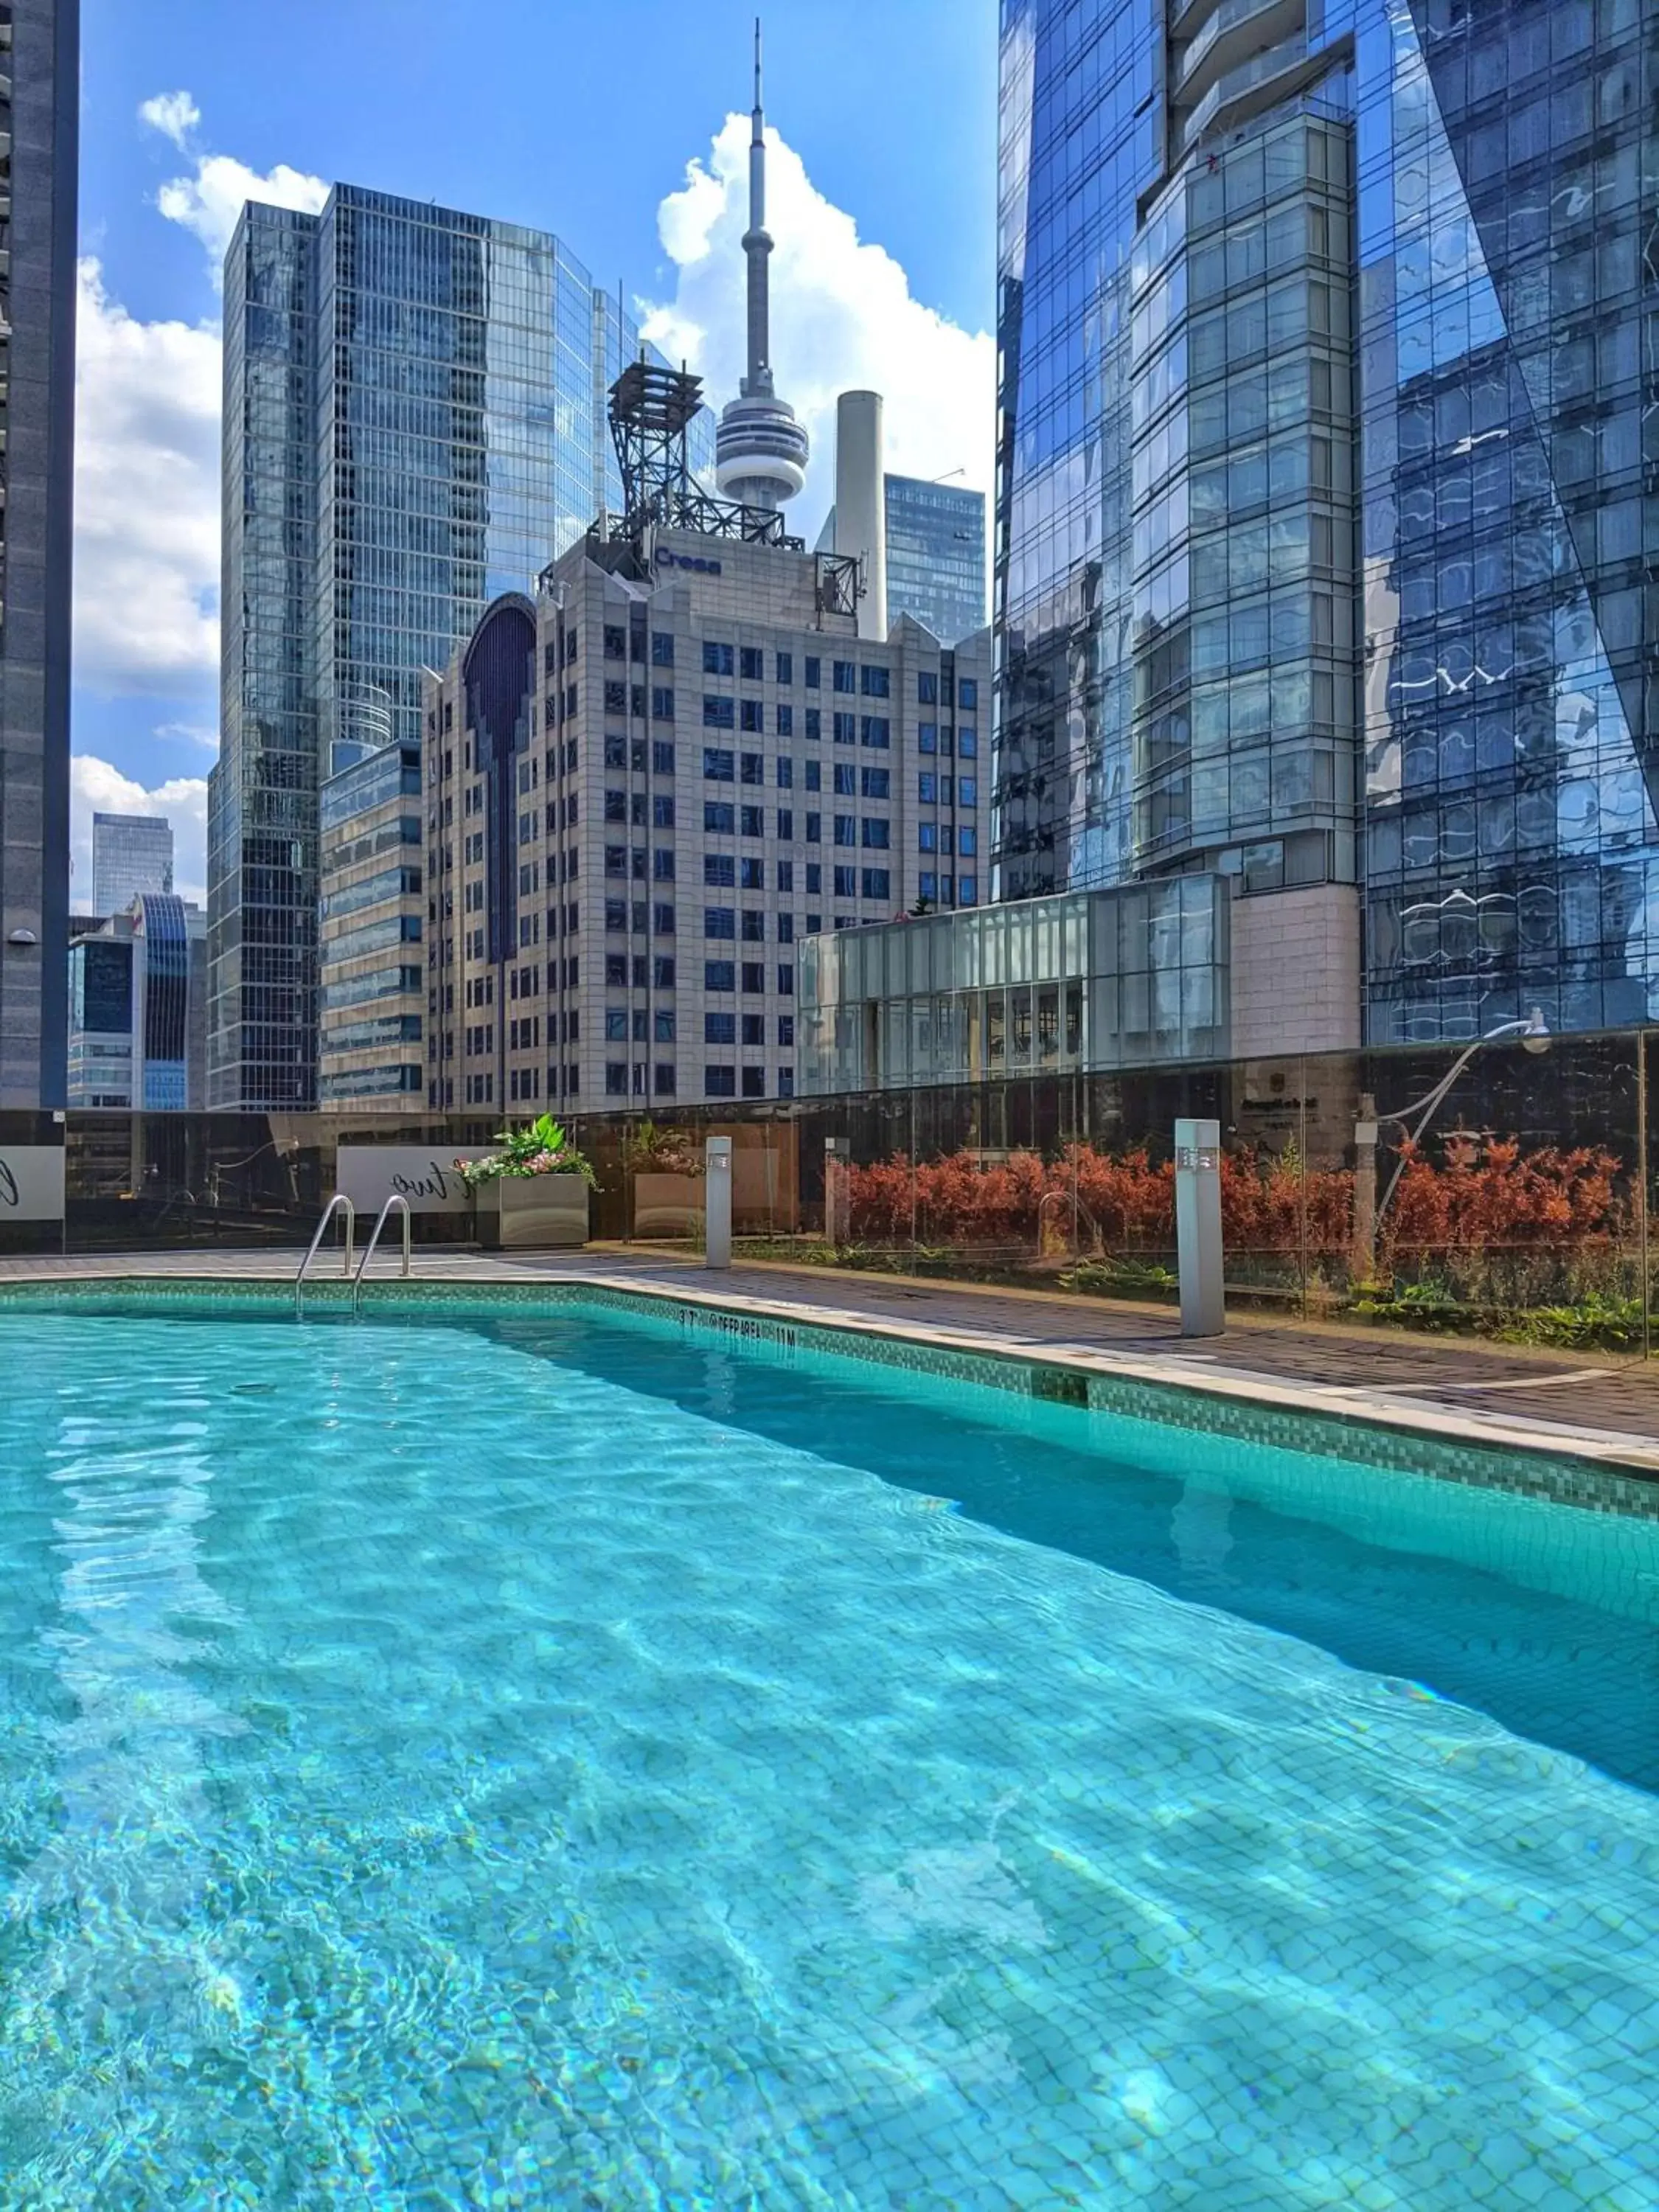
(714, 19, 810, 512)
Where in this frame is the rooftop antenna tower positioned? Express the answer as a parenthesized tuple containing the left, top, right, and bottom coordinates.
(714, 18, 809, 512)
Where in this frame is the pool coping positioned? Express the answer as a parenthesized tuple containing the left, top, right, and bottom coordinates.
(4, 1265, 1658, 1520)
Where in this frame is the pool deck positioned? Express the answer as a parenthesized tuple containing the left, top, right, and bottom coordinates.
(5, 1241, 1659, 1480)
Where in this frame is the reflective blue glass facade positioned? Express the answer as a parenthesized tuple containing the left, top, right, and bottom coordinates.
(209, 186, 712, 1109)
(996, 0, 1659, 1046)
(883, 475, 988, 646)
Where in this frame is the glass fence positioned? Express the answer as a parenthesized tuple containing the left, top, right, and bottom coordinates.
(1, 1026, 1651, 1349)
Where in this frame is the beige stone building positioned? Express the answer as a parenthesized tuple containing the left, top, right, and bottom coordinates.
(421, 519, 990, 1112)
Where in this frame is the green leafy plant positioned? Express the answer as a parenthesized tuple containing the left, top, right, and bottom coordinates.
(456, 1113, 598, 1191)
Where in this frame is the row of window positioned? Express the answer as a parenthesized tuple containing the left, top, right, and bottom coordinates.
(600, 630, 976, 711)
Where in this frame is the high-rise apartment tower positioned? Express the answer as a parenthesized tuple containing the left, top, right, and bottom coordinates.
(997, 0, 1659, 1045)
(0, 0, 77, 1106)
(208, 184, 712, 1107)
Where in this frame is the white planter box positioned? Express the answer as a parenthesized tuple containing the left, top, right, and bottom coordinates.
(474, 1175, 590, 1251)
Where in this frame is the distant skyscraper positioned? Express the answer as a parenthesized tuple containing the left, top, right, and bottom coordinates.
(0, 0, 78, 1107)
(92, 812, 174, 917)
(997, 0, 1659, 1048)
(208, 184, 712, 1109)
(819, 475, 987, 646)
(67, 894, 206, 1110)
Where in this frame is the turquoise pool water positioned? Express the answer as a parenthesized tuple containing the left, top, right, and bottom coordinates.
(1, 1304, 1656, 2209)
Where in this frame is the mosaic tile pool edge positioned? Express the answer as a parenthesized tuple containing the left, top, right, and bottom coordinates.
(1, 1273, 1655, 1522)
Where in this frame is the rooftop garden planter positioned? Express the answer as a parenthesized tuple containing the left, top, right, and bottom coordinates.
(456, 1116, 597, 1251)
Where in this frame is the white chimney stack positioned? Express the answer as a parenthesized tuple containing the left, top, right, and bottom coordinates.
(834, 390, 887, 643)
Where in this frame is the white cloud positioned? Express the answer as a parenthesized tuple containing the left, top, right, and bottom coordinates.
(156, 147, 328, 280)
(641, 116, 995, 545)
(138, 89, 201, 150)
(73, 257, 221, 695)
(70, 755, 209, 909)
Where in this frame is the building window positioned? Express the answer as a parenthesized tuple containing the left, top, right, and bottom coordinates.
(705, 1065, 737, 1097)
(605, 1062, 628, 1095)
(653, 849, 675, 881)
(705, 906, 736, 939)
(804, 709, 821, 741)
(706, 1012, 737, 1043)
(703, 696, 735, 729)
(606, 1007, 628, 1041)
(776, 757, 793, 788)
(653, 793, 675, 828)
(833, 865, 858, 897)
(740, 698, 764, 732)
(959, 827, 978, 856)
(652, 631, 675, 666)
(653, 740, 676, 775)
(860, 665, 890, 698)
(604, 625, 626, 660)
(776, 703, 793, 737)
(959, 678, 978, 709)
(776, 860, 794, 892)
(703, 641, 734, 675)
(653, 902, 676, 936)
(918, 671, 938, 704)
(776, 809, 793, 840)
(705, 801, 735, 833)
(832, 660, 856, 693)
(606, 953, 628, 987)
(605, 898, 627, 931)
(652, 686, 675, 720)
(740, 858, 765, 891)
(805, 813, 821, 844)
(706, 959, 735, 991)
(861, 767, 890, 799)
(833, 815, 856, 846)
(861, 818, 889, 849)
(959, 776, 978, 806)
(959, 875, 978, 905)
(919, 823, 937, 852)
(833, 762, 857, 796)
(919, 773, 936, 804)
(861, 869, 891, 900)
(735, 645, 761, 681)
(776, 651, 793, 685)
(832, 712, 857, 745)
(741, 1067, 765, 1098)
(654, 956, 676, 988)
(918, 723, 937, 753)
(740, 909, 765, 942)
(777, 913, 795, 942)
(604, 680, 627, 714)
(741, 962, 765, 993)
(777, 1069, 795, 1098)
(740, 804, 764, 836)
(777, 964, 794, 995)
(860, 717, 890, 749)
(654, 1063, 676, 1096)
(804, 655, 821, 689)
(703, 748, 734, 780)
(705, 854, 736, 887)
(959, 728, 977, 758)
(740, 752, 764, 785)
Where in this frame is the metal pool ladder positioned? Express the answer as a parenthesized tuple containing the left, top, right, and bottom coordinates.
(296, 1194, 355, 1313)
(352, 1194, 411, 1314)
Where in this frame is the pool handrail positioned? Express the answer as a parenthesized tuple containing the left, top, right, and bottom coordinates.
(352, 1194, 411, 1313)
(296, 1193, 356, 1313)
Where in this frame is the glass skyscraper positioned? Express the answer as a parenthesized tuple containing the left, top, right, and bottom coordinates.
(884, 475, 988, 646)
(209, 184, 710, 1108)
(92, 812, 174, 917)
(996, 0, 1659, 1045)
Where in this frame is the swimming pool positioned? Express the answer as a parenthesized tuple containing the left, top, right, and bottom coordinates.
(1, 1298, 1655, 2208)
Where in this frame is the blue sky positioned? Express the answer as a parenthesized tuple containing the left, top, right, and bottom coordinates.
(72, 0, 998, 902)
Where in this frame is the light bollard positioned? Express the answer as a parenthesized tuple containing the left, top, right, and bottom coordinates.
(824, 1137, 851, 1248)
(1175, 1116, 1224, 1338)
(705, 1136, 733, 1270)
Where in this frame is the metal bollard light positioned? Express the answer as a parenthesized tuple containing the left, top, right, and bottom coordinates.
(824, 1136, 851, 1248)
(1174, 1116, 1224, 1338)
(705, 1136, 733, 1269)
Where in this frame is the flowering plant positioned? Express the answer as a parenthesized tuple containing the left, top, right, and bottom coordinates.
(456, 1113, 599, 1190)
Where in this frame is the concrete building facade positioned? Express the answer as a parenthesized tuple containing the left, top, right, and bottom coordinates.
(0, 0, 77, 1107)
(422, 524, 990, 1111)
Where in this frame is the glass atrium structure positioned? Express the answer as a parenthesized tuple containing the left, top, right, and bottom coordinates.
(208, 184, 713, 1109)
(996, 0, 1659, 1043)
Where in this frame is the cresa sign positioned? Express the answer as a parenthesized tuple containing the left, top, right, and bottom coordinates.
(0, 1147, 66, 1221)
